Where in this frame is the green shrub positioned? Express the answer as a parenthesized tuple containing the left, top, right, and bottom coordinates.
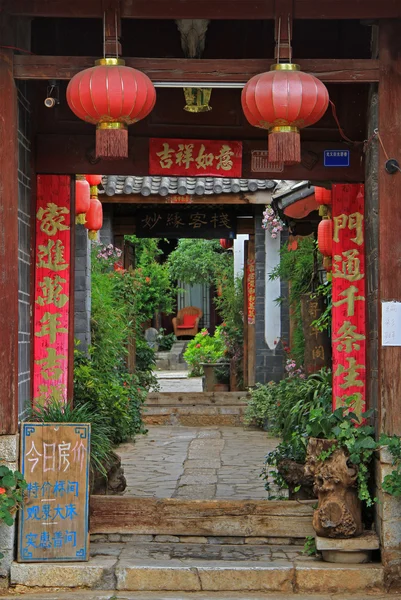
(184, 327, 226, 376)
(157, 328, 176, 352)
(0, 466, 26, 528)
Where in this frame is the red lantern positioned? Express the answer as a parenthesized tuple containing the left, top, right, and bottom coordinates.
(85, 174, 103, 187)
(318, 219, 333, 257)
(75, 176, 90, 225)
(241, 64, 329, 164)
(67, 58, 156, 160)
(85, 192, 103, 241)
(315, 186, 332, 205)
(220, 239, 233, 250)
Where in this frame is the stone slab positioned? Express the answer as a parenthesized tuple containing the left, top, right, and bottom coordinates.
(295, 561, 384, 593)
(116, 563, 202, 591)
(316, 531, 380, 551)
(10, 557, 118, 589)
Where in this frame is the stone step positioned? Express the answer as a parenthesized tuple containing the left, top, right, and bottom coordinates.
(89, 497, 316, 539)
(10, 554, 385, 593)
(1, 593, 397, 600)
(146, 392, 249, 406)
(142, 406, 246, 427)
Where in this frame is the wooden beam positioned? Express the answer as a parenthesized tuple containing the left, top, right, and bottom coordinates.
(378, 20, 401, 435)
(0, 49, 19, 435)
(8, 0, 401, 20)
(89, 496, 315, 537)
(35, 135, 365, 182)
(13, 56, 380, 84)
(100, 193, 265, 205)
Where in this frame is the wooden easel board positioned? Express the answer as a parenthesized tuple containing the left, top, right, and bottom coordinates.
(18, 423, 90, 562)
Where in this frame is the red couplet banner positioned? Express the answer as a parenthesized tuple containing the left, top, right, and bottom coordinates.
(247, 259, 256, 325)
(331, 183, 366, 419)
(149, 138, 243, 177)
(33, 176, 72, 406)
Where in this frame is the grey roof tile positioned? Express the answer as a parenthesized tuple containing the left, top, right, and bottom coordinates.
(102, 175, 277, 197)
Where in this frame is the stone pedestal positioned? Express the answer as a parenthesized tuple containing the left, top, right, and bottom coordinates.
(316, 531, 380, 564)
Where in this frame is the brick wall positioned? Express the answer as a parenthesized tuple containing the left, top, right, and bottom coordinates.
(255, 207, 288, 384)
(17, 82, 32, 418)
(74, 225, 91, 353)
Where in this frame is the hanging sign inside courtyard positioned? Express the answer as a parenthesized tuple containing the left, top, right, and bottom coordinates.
(18, 423, 90, 562)
(33, 175, 72, 405)
(149, 138, 242, 177)
(136, 207, 236, 239)
(331, 183, 366, 419)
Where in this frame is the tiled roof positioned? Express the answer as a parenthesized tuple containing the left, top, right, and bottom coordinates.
(101, 175, 277, 197)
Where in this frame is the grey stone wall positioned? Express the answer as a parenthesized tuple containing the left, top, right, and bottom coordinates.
(365, 85, 379, 420)
(100, 206, 114, 246)
(17, 81, 32, 418)
(255, 208, 288, 384)
(74, 225, 91, 353)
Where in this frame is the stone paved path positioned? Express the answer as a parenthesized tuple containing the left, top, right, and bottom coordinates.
(117, 426, 278, 499)
(155, 373, 203, 393)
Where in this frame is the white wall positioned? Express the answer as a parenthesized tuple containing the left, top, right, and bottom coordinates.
(233, 234, 249, 279)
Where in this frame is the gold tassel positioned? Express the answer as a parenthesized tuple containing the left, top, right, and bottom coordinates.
(75, 214, 86, 225)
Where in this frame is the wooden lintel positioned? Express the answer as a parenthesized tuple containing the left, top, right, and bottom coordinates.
(8, 0, 401, 20)
(35, 135, 365, 183)
(13, 56, 380, 84)
(100, 193, 260, 205)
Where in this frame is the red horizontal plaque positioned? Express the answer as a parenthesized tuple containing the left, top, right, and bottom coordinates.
(149, 138, 242, 177)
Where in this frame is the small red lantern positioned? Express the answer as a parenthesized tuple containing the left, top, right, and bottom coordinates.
(315, 186, 332, 205)
(67, 58, 156, 160)
(75, 175, 90, 225)
(241, 64, 329, 164)
(220, 239, 233, 250)
(85, 188, 103, 240)
(85, 174, 103, 187)
(318, 219, 333, 257)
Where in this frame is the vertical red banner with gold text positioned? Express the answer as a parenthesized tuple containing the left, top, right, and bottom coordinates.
(247, 259, 256, 325)
(33, 176, 72, 405)
(332, 183, 366, 418)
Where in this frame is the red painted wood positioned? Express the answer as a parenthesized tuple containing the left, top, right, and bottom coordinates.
(33, 175, 72, 406)
(331, 184, 366, 420)
(0, 49, 18, 435)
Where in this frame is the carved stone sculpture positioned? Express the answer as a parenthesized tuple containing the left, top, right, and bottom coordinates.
(305, 437, 363, 538)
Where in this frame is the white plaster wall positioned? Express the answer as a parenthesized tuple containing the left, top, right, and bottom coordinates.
(233, 234, 249, 279)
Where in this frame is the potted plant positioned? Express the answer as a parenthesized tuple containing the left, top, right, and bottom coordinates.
(213, 362, 230, 392)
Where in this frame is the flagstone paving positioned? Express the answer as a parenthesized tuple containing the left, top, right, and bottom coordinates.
(155, 374, 203, 393)
(117, 426, 278, 499)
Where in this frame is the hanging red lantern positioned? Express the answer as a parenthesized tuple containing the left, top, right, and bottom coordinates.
(318, 219, 333, 257)
(75, 175, 90, 225)
(85, 189, 103, 240)
(67, 58, 156, 160)
(85, 174, 103, 187)
(220, 239, 233, 250)
(315, 186, 332, 205)
(241, 64, 329, 164)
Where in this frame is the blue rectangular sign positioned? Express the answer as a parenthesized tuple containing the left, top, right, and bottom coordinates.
(324, 150, 350, 167)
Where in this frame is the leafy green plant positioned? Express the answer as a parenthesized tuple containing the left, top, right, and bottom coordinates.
(28, 399, 115, 477)
(378, 435, 401, 497)
(303, 536, 317, 556)
(167, 239, 232, 286)
(184, 327, 226, 376)
(214, 277, 244, 386)
(0, 465, 27, 528)
(157, 328, 176, 352)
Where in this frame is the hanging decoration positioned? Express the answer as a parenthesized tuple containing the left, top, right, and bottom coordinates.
(241, 18, 329, 165)
(66, 11, 156, 160)
(220, 238, 233, 250)
(317, 218, 333, 257)
(75, 175, 90, 224)
(85, 187, 103, 240)
(85, 174, 103, 187)
(315, 186, 332, 205)
(183, 87, 212, 113)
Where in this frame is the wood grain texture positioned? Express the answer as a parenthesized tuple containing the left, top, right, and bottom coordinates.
(13, 56, 380, 83)
(378, 20, 401, 435)
(0, 49, 18, 434)
(90, 497, 315, 537)
(8, 0, 401, 19)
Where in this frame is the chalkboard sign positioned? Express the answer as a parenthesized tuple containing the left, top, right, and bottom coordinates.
(18, 423, 91, 562)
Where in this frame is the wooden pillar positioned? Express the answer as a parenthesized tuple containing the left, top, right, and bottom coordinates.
(378, 20, 401, 435)
(0, 49, 18, 434)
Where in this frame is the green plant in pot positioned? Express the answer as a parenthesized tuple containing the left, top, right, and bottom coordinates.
(305, 401, 377, 538)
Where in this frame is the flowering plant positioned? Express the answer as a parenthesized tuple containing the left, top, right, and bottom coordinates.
(285, 358, 305, 379)
(184, 327, 226, 377)
(262, 205, 284, 238)
(0, 464, 27, 558)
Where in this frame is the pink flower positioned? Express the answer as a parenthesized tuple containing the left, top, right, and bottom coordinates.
(196, 344, 201, 348)
(201, 330, 208, 336)
(0, 487, 6, 495)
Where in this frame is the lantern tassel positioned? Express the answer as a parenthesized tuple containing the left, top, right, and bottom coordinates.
(96, 123, 128, 160)
(88, 230, 98, 241)
(268, 127, 301, 165)
(75, 214, 86, 225)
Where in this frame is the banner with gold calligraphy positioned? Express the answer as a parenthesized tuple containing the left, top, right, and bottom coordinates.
(247, 259, 256, 325)
(33, 176, 72, 406)
(149, 138, 243, 177)
(332, 184, 366, 418)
